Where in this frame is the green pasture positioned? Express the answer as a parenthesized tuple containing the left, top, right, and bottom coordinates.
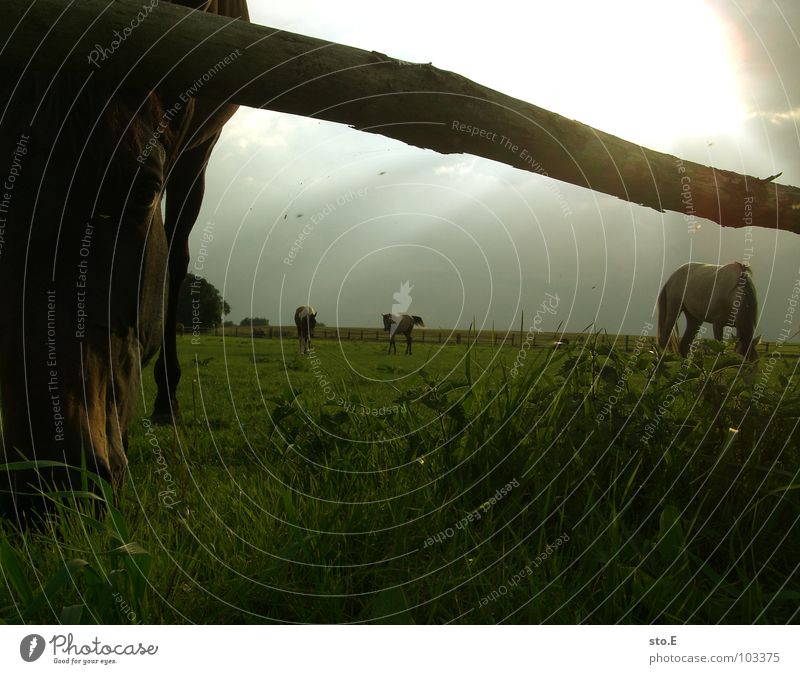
(2, 334, 799, 624)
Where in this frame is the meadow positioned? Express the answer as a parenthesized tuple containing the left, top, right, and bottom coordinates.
(1, 332, 799, 624)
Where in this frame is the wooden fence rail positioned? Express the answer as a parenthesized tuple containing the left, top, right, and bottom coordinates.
(183, 326, 793, 355)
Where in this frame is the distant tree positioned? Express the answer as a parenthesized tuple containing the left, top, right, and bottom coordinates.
(240, 317, 269, 327)
(176, 274, 227, 328)
(223, 320, 234, 328)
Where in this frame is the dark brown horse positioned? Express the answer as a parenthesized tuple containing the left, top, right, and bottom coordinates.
(294, 306, 317, 354)
(382, 314, 425, 354)
(152, 1, 250, 422)
(0, 1, 248, 520)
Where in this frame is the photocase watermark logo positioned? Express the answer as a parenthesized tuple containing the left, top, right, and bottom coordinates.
(392, 280, 413, 314)
(20, 634, 45, 662)
(86, 0, 159, 69)
(510, 292, 560, 377)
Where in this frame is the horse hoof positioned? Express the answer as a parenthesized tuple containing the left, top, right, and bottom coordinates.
(150, 411, 180, 426)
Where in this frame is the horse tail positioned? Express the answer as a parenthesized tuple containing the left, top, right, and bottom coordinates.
(657, 284, 668, 345)
(657, 283, 680, 352)
(738, 268, 759, 338)
(412, 316, 425, 327)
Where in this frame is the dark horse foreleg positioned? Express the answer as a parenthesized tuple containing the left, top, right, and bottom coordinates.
(679, 315, 703, 358)
(152, 136, 220, 422)
(406, 333, 412, 354)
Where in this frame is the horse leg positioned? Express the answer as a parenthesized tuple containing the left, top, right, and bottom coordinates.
(713, 320, 725, 341)
(679, 315, 703, 358)
(406, 333, 412, 355)
(152, 136, 219, 422)
(152, 244, 188, 422)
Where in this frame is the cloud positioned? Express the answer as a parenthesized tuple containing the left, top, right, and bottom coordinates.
(747, 107, 800, 125)
(218, 108, 311, 153)
(434, 158, 477, 176)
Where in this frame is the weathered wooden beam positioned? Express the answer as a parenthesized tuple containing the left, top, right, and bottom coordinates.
(2, 0, 799, 234)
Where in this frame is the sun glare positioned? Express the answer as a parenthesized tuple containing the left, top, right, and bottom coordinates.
(249, 1, 748, 151)
(489, 1, 747, 149)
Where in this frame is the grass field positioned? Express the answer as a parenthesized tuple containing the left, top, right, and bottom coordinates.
(2, 333, 799, 624)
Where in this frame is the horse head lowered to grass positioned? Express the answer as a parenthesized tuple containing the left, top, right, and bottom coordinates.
(294, 305, 317, 354)
(0, 0, 249, 520)
(657, 261, 760, 361)
(0, 77, 169, 517)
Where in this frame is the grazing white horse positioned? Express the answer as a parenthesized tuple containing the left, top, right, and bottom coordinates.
(382, 314, 425, 354)
(294, 305, 317, 354)
(657, 262, 759, 361)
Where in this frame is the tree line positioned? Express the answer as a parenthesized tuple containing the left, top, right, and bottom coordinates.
(176, 274, 269, 328)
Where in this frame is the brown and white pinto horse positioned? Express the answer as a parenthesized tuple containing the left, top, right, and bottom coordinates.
(657, 262, 760, 361)
(0, 0, 249, 520)
(295, 306, 317, 354)
(382, 314, 425, 354)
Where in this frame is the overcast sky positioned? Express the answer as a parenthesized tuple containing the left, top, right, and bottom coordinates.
(186, 0, 800, 339)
